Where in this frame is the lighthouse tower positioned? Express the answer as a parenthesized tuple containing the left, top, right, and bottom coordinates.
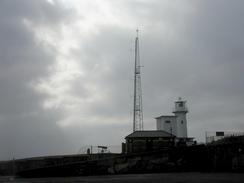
(173, 97, 188, 138)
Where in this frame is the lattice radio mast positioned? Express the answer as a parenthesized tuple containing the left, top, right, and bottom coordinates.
(133, 29, 143, 132)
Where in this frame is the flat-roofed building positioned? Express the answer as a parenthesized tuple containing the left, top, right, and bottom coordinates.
(125, 130, 175, 153)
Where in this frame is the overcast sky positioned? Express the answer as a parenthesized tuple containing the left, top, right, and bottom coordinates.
(0, 0, 243, 160)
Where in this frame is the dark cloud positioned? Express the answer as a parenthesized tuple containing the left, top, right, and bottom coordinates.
(0, 0, 73, 160)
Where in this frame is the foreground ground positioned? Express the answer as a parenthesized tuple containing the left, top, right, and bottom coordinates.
(1, 173, 244, 183)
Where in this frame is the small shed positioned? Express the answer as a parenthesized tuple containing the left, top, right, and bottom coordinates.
(124, 130, 175, 153)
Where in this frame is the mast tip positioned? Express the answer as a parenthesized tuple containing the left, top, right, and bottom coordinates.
(136, 29, 139, 37)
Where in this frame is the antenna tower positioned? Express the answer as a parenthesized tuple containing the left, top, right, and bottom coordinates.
(133, 30, 143, 132)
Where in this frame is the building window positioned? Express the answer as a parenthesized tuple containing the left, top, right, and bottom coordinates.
(181, 120, 184, 124)
(179, 102, 183, 107)
(165, 120, 171, 123)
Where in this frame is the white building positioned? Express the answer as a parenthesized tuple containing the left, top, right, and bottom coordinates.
(155, 98, 188, 138)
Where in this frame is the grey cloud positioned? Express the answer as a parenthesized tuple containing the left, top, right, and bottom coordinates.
(70, 1, 244, 142)
(0, 0, 73, 160)
(1, 0, 244, 159)
(0, 0, 71, 25)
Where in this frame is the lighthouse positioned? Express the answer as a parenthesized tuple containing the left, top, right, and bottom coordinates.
(173, 97, 188, 138)
(155, 97, 188, 138)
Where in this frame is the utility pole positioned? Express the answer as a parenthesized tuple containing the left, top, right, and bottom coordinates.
(133, 29, 143, 132)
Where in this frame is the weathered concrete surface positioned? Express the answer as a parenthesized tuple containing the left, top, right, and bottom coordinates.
(1, 173, 244, 183)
